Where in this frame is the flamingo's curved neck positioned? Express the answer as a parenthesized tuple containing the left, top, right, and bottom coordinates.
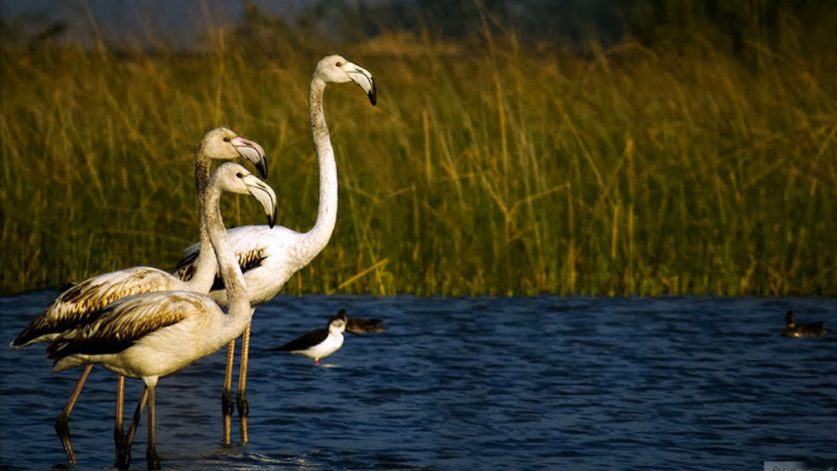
(183, 155, 216, 293)
(302, 77, 338, 263)
(205, 180, 252, 336)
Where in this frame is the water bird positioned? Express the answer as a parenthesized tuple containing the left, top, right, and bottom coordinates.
(783, 310, 827, 338)
(346, 316, 386, 335)
(9, 128, 267, 466)
(46, 163, 277, 470)
(270, 309, 349, 365)
(173, 55, 376, 444)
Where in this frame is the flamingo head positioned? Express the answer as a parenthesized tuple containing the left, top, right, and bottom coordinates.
(314, 55, 377, 106)
(200, 127, 268, 179)
(213, 163, 278, 228)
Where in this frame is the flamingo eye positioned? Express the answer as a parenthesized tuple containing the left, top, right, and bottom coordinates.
(236, 172, 244, 178)
(335, 61, 343, 67)
(223, 137, 231, 142)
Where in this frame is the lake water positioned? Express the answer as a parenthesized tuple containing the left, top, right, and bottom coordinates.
(1, 293, 835, 470)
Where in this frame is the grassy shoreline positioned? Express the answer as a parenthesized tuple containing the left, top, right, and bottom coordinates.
(1, 31, 835, 297)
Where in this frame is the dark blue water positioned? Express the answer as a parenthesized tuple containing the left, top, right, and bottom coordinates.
(1, 293, 835, 470)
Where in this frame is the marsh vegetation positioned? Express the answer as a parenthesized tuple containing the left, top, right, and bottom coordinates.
(1, 1, 834, 296)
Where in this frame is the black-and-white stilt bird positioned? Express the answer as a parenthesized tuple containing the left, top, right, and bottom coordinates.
(271, 310, 349, 364)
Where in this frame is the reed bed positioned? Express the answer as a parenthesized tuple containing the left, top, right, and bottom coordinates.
(1, 27, 834, 297)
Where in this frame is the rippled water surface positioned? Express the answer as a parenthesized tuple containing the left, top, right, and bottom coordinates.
(1, 294, 835, 470)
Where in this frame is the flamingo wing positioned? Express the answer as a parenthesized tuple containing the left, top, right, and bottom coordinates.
(46, 291, 205, 361)
(12, 267, 176, 347)
(174, 225, 273, 285)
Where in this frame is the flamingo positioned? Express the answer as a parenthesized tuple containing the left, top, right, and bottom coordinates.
(173, 55, 376, 444)
(46, 162, 277, 470)
(10, 127, 267, 465)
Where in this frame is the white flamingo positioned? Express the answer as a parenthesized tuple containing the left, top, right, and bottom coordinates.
(10, 128, 267, 465)
(46, 162, 277, 470)
(173, 55, 376, 444)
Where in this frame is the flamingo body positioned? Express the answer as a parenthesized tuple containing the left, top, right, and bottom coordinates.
(174, 55, 377, 305)
(11, 128, 269, 466)
(50, 291, 253, 380)
(175, 225, 312, 305)
(171, 55, 377, 445)
(12, 128, 268, 350)
(11, 267, 180, 347)
(45, 162, 277, 470)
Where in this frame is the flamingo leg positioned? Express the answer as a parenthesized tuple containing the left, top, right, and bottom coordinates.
(114, 375, 128, 467)
(222, 339, 236, 446)
(237, 322, 251, 445)
(119, 387, 148, 470)
(55, 363, 93, 464)
(146, 386, 160, 470)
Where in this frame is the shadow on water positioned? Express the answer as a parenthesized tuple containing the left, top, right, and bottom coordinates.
(1, 294, 835, 469)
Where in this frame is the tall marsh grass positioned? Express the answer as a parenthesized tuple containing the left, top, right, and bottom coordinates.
(1, 27, 834, 296)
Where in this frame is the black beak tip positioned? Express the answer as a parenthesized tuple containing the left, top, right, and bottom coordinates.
(368, 88, 377, 106)
(256, 158, 268, 179)
(267, 209, 277, 228)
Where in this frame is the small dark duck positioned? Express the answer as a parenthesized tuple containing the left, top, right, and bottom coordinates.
(346, 316, 386, 335)
(783, 310, 827, 338)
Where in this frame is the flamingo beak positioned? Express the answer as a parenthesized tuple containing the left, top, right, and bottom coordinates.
(243, 177, 277, 229)
(232, 136, 268, 178)
(345, 62, 377, 106)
